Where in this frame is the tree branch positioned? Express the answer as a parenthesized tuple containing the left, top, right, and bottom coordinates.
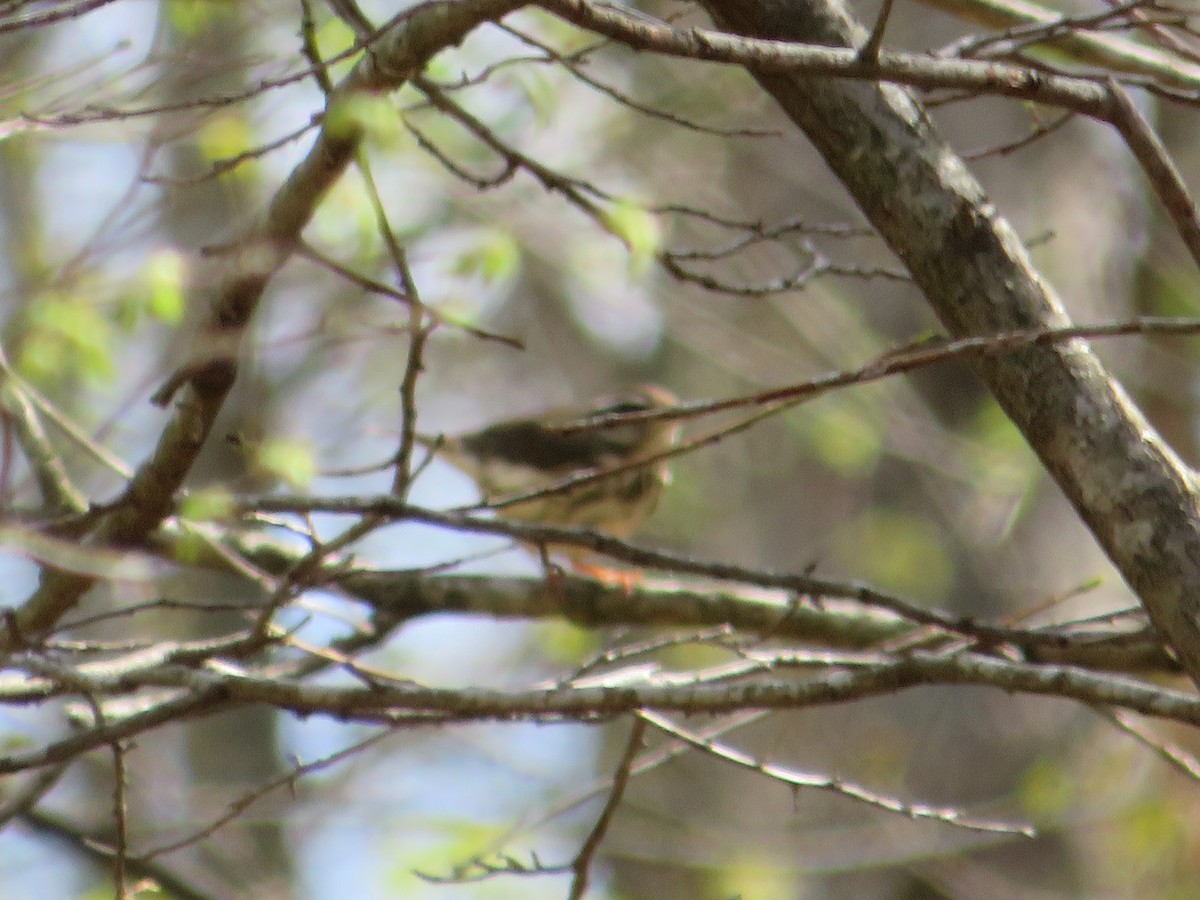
(10, 0, 526, 645)
(3, 649, 1199, 779)
(692, 0, 1200, 686)
(537, 0, 1120, 114)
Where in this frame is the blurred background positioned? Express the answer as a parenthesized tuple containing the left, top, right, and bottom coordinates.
(2, 0, 1200, 897)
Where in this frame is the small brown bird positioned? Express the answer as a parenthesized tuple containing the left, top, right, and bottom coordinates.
(416, 385, 680, 565)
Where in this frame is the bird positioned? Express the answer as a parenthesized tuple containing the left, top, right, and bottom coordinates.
(415, 384, 680, 572)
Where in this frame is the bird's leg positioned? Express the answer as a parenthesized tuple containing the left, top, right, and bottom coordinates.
(568, 552, 642, 595)
(537, 542, 567, 600)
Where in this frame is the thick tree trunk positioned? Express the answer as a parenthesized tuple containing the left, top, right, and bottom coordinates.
(700, 0, 1200, 683)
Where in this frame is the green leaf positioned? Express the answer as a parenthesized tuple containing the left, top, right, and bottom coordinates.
(257, 438, 317, 488)
(0, 732, 33, 752)
(114, 251, 185, 330)
(325, 95, 394, 143)
(832, 509, 954, 601)
(966, 399, 1034, 462)
(603, 200, 661, 274)
(804, 403, 883, 477)
(535, 620, 597, 663)
(318, 15, 357, 58)
(1142, 262, 1198, 319)
(18, 291, 116, 387)
(518, 7, 598, 54)
(145, 250, 187, 323)
(512, 68, 558, 127)
(713, 852, 794, 900)
(171, 529, 209, 565)
(179, 486, 236, 522)
(1018, 756, 1074, 818)
(380, 820, 512, 892)
(164, 0, 222, 34)
(423, 54, 459, 84)
(79, 880, 166, 900)
(453, 229, 521, 284)
(197, 112, 253, 164)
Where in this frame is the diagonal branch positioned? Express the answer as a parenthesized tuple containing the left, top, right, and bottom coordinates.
(686, 0, 1200, 686)
(639, 710, 1032, 835)
(0, 347, 86, 513)
(9, 0, 527, 645)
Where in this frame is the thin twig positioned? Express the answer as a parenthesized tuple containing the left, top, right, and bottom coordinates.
(1106, 78, 1200, 272)
(567, 718, 647, 899)
(110, 739, 128, 900)
(639, 710, 1033, 835)
(138, 729, 393, 859)
(452, 317, 1200, 526)
(0, 763, 68, 828)
(1095, 707, 1200, 781)
(859, 0, 897, 62)
(0, 345, 87, 512)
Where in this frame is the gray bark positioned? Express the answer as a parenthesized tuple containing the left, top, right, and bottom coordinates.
(700, 0, 1200, 683)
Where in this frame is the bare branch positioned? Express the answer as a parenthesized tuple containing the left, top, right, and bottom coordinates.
(639, 711, 1033, 835)
(1095, 707, 1200, 782)
(698, 0, 1200, 685)
(10, 0, 528, 645)
(498, 22, 782, 138)
(137, 730, 393, 859)
(0, 346, 86, 513)
(3, 650, 1199, 780)
(567, 718, 647, 898)
(1107, 77, 1200, 267)
(919, 0, 1200, 86)
(536, 0, 1119, 115)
